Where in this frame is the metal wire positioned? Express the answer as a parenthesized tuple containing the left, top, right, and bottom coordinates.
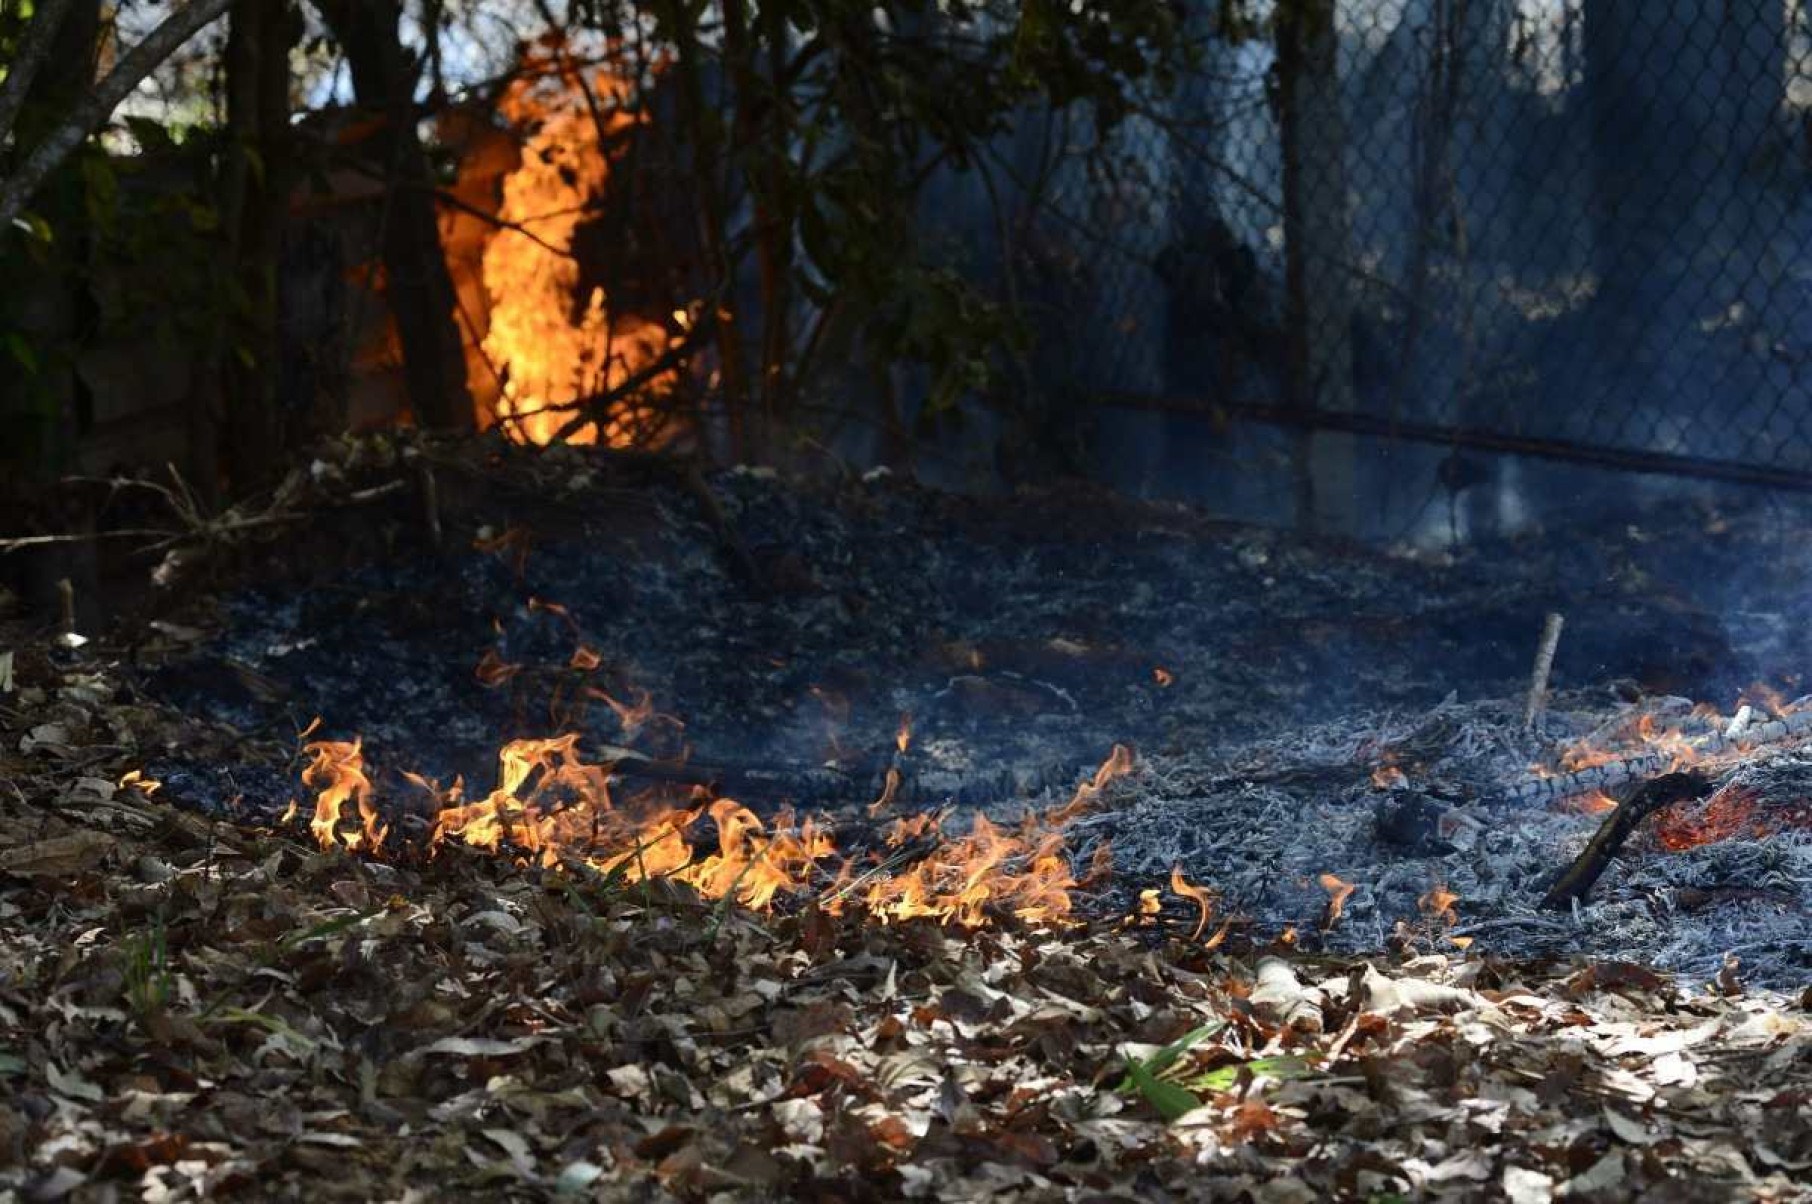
(1029, 1, 1812, 493)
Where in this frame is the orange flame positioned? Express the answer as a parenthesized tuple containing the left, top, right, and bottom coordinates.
(1318, 872, 1355, 930)
(298, 733, 1139, 931)
(868, 766, 903, 817)
(1563, 789, 1619, 816)
(480, 48, 676, 446)
(302, 738, 388, 854)
(1417, 883, 1460, 927)
(1169, 865, 1215, 940)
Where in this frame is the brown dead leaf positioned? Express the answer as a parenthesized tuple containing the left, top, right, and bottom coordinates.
(0, 831, 114, 877)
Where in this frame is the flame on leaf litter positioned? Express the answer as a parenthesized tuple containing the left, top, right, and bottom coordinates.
(297, 728, 1142, 931)
(480, 41, 679, 447)
(301, 739, 388, 854)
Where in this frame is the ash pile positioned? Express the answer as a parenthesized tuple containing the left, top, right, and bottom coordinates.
(1081, 689, 1812, 987)
(138, 458, 1812, 981)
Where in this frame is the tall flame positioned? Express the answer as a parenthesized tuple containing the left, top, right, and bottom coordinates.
(480, 50, 674, 446)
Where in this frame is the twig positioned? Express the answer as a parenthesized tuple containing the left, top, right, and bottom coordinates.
(1523, 612, 1564, 730)
(419, 464, 443, 550)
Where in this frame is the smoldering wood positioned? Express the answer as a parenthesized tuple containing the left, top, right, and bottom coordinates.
(1540, 771, 1713, 910)
(1503, 702, 1812, 805)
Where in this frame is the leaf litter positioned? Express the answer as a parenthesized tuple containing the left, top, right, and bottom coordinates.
(5, 446, 1812, 1199)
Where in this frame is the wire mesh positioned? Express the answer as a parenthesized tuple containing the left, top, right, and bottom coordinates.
(1034, 0, 1812, 492)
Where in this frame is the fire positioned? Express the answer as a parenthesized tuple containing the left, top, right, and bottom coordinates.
(1370, 764, 1406, 790)
(301, 738, 387, 854)
(1152, 667, 1174, 688)
(1417, 882, 1471, 949)
(298, 732, 1142, 931)
(1417, 883, 1459, 927)
(1169, 865, 1215, 940)
(1563, 788, 1619, 815)
(868, 766, 902, 816)
(480, 46, 676, 446)
(896, 713, 913, 755)
(1318, 872, 1355, 930)
(475, 647, 523, 686)
(1047, 743, 1136, 824)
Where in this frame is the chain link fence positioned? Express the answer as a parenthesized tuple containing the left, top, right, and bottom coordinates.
(993, 1, 1812, 533)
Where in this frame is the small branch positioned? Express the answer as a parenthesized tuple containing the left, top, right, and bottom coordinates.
(0, 528, 176, 554)
(1540, 772, 1711, 910)
(1523, 611, 1565, 729)
(0, 0, 78, 151)
(0, 0, 235, 231)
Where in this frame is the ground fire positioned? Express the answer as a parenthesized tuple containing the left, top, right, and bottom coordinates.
(8, 2, 1812, 1197)
(296, 720, 1136, 930)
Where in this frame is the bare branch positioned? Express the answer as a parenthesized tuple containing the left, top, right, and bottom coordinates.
(0, 0, 78, 149)
(0, 0, 234, 232)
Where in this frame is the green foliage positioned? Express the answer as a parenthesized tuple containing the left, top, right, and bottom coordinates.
(1115, 1020, 1224, 1120)
(121, 915, 173, 1020)
(576, 0, 1183, 456)
(1186, 1053, 1320, 1093)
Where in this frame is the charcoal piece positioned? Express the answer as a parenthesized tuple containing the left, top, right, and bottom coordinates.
(1373, 794, 1458, 854)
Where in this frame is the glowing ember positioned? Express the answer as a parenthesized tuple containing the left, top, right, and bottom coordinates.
(480, 47, 677, 446)
(1652, 786, 1764, 852)
(896, 713, 913, 754)
(1370, 764, 1407, 790)
(1169, 864, 1215, 940)
(1152, 667, 1174, 688)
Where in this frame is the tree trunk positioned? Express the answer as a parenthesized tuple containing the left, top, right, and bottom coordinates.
(1, 0, 100, 475)
(208, 0, 300, 493)
(313, 0, 474, 433)
(1276, 0, 1356, 535)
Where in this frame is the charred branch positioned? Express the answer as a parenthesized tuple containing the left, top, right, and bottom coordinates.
(1540, 771, 1713, 910)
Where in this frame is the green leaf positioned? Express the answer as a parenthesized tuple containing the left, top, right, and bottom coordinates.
(1186, 1054, 1319, 1094)
(1139, 1021, 1226, 1077)
(1114, 1020, 1225, 1120)
(1122, 1057, 1201, 1122)
(10, 211, 53, 244)
(3, 332, 39, 374)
